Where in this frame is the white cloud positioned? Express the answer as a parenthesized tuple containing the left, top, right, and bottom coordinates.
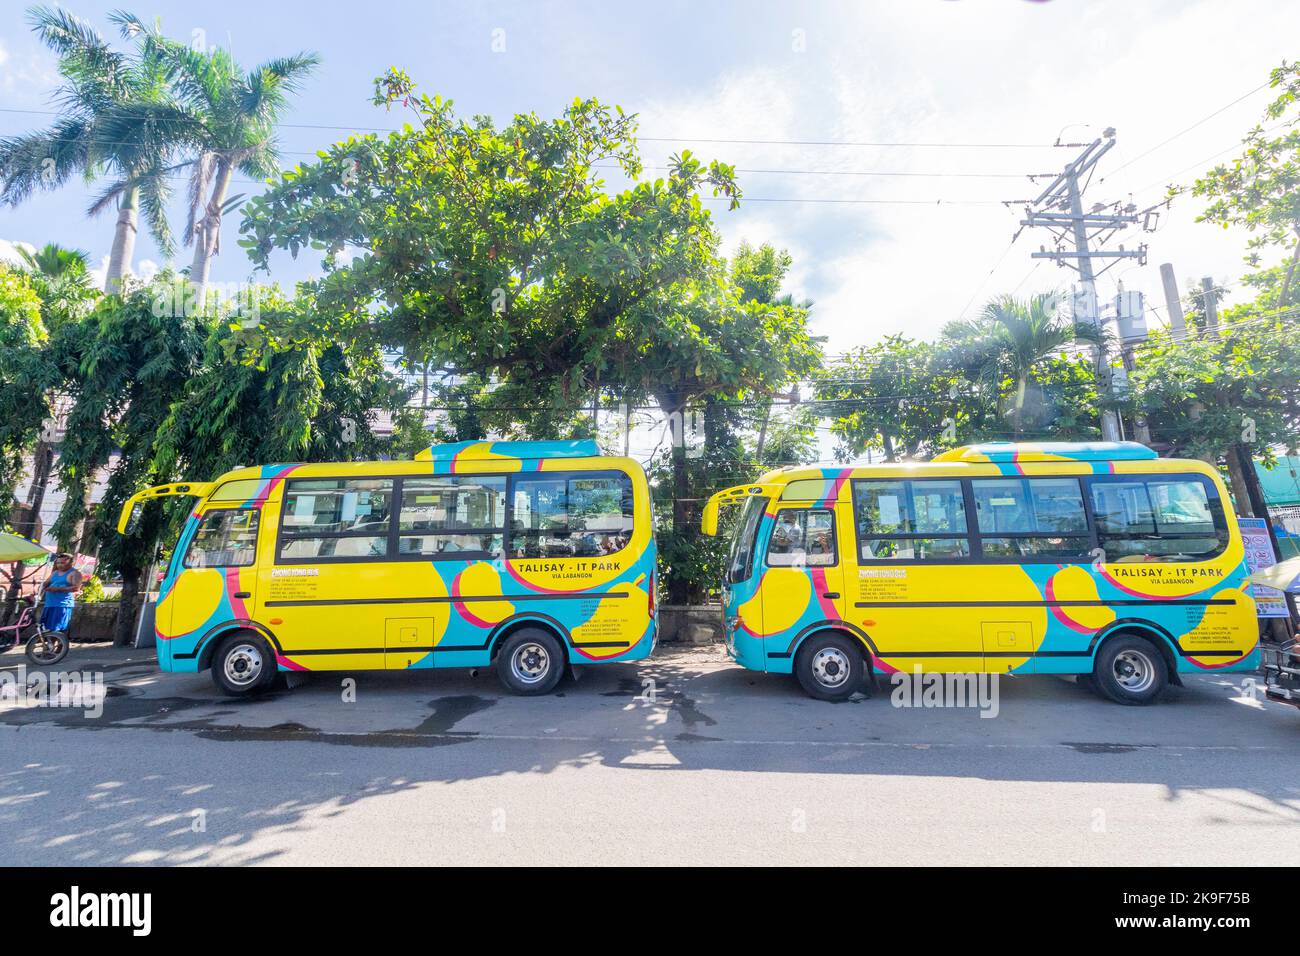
(0, 238, 36, 266)
(86, 254, 157, 291)
(633, 0, 1300, 356)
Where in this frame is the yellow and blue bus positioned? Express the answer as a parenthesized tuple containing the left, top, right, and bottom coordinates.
(117, 440, 657, 696)
(702, 441, 1260, 703)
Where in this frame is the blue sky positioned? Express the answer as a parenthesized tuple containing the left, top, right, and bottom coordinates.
(3, 0, 1300, 358)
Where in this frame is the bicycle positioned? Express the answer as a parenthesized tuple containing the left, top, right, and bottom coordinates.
(0, 599, 70, 666)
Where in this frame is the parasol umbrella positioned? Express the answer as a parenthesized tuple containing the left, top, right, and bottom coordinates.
(0, 532, 50, 563)
(1244, 554, 1300, 594)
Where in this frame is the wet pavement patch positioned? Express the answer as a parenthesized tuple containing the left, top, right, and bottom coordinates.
(1062, 742, 1159, 754)
(601, 677, 646, 697)
(668, 690, 717, 729)
(414, 695, 496, 735)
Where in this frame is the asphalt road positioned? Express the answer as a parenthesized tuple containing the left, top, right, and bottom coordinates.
(2, 642, 1297, 865)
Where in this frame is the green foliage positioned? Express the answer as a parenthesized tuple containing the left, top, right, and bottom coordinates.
(239, 74, 740, 428)
(1193, 61, 1300, 304)
(0, 268, 55, 524)
(630, 245, 820, 600)
(16, 243, 97, 331)
(945, 292, 1104, 439)
(1129, 309, 1300, 463)
(49, 276, 207, 565)
(152, 285, 407, 479)
(816, 334, 969, 461)
(816, 294, 1103, 460)
(78, 573, 107, 604)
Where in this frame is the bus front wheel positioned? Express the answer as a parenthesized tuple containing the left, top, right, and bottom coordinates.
(211, 632, 277, 697)
(496, 628, 565, 696)
(795, 633, 865, 702)
(1093, 635, 1168, 706)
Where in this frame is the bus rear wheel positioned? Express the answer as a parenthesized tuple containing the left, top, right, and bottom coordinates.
(496, 628, 565, 696)
(795, 633, 865, 701)
(1093, 635, 1167, 706)
(212, 632, 277, 697)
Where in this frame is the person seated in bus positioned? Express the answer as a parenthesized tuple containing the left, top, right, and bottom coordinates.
(574, 531, 602, 556)
(807, 526, 832, 557)
(770, 513, 803, 555)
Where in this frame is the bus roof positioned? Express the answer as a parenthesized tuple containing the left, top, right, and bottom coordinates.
(202, 441, 631, 487)
(932, 441, 1158, 463)
(753, 441, 1172, 486)
(414, 439, 600, 462)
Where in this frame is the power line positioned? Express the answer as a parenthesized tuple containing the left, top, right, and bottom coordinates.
(1129, 119, 1292, 199)
(593, 161, 1028, 180)
(1099, 80, 1273, 183)
(636, 136, 1063, 149)
(0, 144, 1024, 208)
(953, 234, 1022, 322)
(0, 107, 1066, 149)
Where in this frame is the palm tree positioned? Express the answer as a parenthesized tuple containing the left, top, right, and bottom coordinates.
(119, 15, 318, 295)
(950, 292, 1104, 438)
(17, 242, 88, 278)
(0, 8, 190, 292)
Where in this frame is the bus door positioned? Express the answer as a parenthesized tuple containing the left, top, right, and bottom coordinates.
(261, 477, 408, 671)
(166, 507, 262, 640)
(849, 478, 985, 671)
(762, 504, 845, 644)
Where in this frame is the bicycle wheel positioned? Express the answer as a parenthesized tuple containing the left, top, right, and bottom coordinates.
(26, 629, 69, 666)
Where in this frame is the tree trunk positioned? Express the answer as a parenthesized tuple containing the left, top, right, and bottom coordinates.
(1234, 443, 1273, 521)
(754, 401, 771, 465)
(3, 442, 53, 624)
(668, 438, 690, 605)
(114, 565, 141, 647)
(1225, 447, 1252, 516)
(1279, 226, 1300, 306)
(69, 482, 96, 558)
(105, 187, 139, 294)
(190, 160, 235, 299)
(1012, 376, 1028, 439)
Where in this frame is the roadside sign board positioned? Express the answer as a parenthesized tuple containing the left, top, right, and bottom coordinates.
(1238, 517, 1290, 618)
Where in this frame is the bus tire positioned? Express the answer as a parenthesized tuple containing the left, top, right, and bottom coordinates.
(1093, 635, 1167, 706)
(496, 628, 565, 696)
(211, 632, 277, 697)
(795, 632, 864, 702)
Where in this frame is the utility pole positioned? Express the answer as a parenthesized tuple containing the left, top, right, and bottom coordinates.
(1159, 263, 1187, 338)
(1200, 276, 1220, 333)
(1114, 287, 1152, 445)
(1017, 130, 1150, 443)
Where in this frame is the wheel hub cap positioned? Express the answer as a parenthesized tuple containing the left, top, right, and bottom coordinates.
(811, 647, 851, 688)
(224, 644, 263, 686)
(511, 643, 550, 685)
(1113, 649, 1154, 693)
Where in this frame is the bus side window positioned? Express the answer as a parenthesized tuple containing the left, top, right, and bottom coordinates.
(971, 477, 1091, 559)
(1089, 476, 1226, 561)
(509, 472, 634, 559)
(853, 479, 970, 561)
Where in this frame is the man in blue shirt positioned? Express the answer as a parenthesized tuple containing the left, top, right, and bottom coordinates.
(41, 553, 82, 634)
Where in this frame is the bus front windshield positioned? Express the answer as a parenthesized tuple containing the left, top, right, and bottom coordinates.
(725, 496, 766, 584)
